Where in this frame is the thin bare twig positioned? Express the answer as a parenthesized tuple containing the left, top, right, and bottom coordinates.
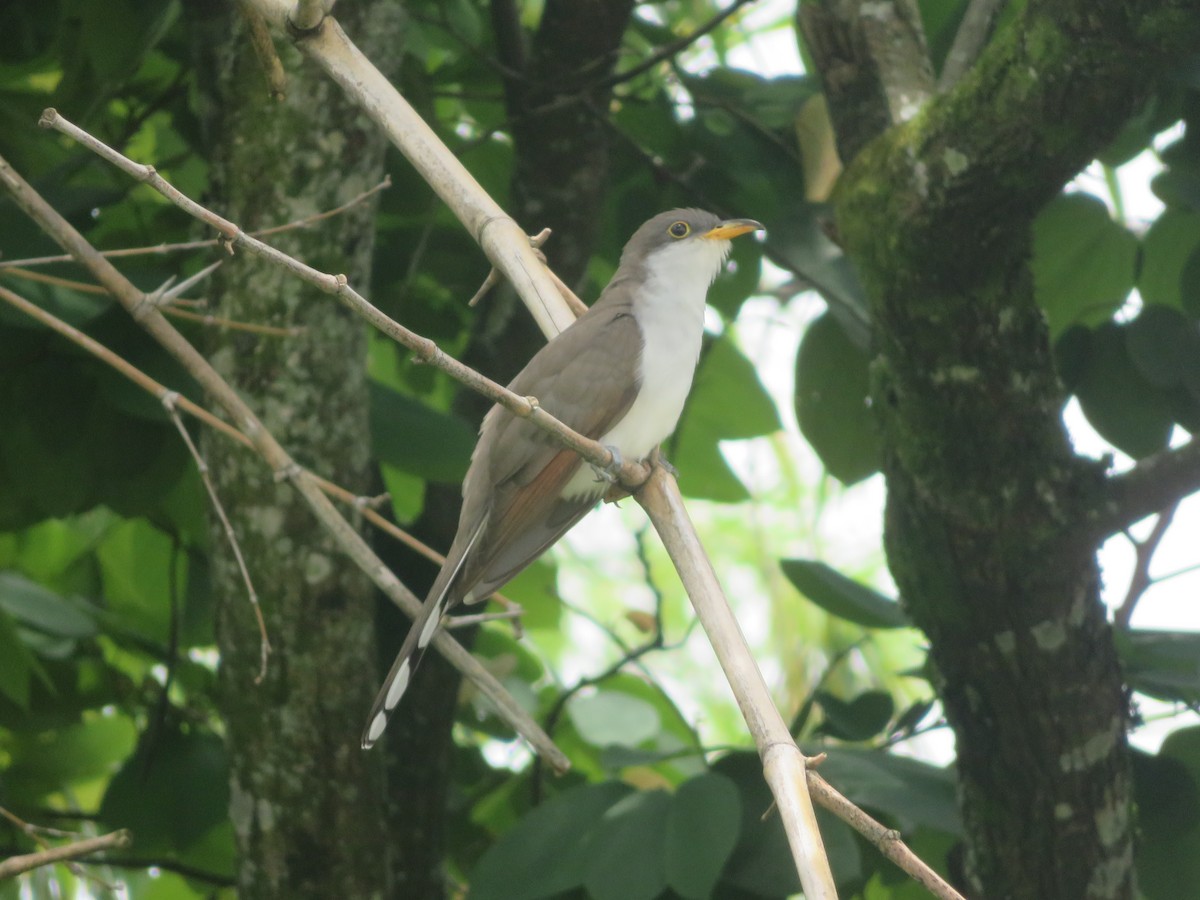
(238, 0, 288, 98)
(1114, 501, 1179, 630)
(162, 306, 306, 336)
(0, 147, 570, 774)
(0, 829, 132, 879)
(469, 227, 589, 316)
(38, 108, 647, 491)
(596, 0, 760, 91)
(147, 259, 224, 305)
(163, 393, 271, 681)
(0, 280, 524, 666)
(0, 176, 390, 270)
(0, 806, 73, 840)
(1, 262, 302, 337)
(806, 774, 965, 900)
(467, 227, 552, 307)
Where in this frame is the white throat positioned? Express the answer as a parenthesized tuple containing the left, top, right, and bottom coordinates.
(562, 237, 731, 499)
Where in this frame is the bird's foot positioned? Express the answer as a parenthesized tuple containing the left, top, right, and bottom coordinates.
(591, 444, 624, 484)
(649, 446, 678, 477)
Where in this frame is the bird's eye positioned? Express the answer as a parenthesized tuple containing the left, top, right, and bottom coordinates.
(668, 221, 690, 238)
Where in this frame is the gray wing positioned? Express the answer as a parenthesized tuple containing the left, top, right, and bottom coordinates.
(453, 299, 644, 602)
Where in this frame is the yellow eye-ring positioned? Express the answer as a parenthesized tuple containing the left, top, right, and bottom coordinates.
(668, 221, 690, 238)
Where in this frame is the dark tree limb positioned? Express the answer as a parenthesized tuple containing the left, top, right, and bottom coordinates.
(807, 0, 1200, 896)
(797, 0, 935, 162)
(1098, 438, 1200, 539)
(1114, 501, 1179, 630)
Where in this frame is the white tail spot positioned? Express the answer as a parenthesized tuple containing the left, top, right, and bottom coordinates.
(385, 659, 411, 710)
(418, 598, 446, 648)
(367, 711, 388, 744)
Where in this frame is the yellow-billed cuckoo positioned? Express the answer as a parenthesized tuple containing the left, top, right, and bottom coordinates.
(362, 209, 763, 748)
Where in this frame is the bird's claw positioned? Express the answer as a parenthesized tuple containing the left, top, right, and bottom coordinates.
(649, 446, 678, 477)
(591, 445, 624, 484)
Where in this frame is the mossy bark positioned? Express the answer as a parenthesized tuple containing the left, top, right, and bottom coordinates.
(197, 3, 403, 896)
(823, 0, 1200, 896)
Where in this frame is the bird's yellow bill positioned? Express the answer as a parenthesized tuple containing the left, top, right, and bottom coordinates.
(701, 219, 765, 240)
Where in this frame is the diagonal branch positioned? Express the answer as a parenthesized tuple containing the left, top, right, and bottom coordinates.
(0, 151, 570, 775)
(937, 0, 1005, 91)
(39, 109, 648, 491)
(0, 829, 131, 879)
(0, 280, 521, 620)
(595, 0, 759, 91)
(1098, 438, 1200, 539)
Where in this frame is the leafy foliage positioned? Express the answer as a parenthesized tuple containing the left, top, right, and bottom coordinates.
(1, 0, 1199, 898)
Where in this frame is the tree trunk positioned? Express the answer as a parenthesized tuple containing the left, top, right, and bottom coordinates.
(814, 1, 1200, 896)
(198, 3, 403, 895)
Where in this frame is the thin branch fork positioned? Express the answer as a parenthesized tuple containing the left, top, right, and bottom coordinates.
(0, 174, 390, 270)
(1098, 438, 1200, 539)
(0, 282, 523, 627)
(0, 152, 570, 775)
(636, 466, 837, 899)
(38, 108, 648, 493)
(256, 0, 578, 341)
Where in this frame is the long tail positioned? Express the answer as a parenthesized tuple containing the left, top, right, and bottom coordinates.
(360, 521, 485, 749)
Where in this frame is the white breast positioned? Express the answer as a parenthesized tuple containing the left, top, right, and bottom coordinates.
(561, 236, 730, 499)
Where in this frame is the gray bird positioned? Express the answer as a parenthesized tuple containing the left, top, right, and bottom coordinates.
(362, 208, 763, 748)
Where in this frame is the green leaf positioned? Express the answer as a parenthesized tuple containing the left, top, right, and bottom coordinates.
(891, 698, 937, 738)
(714, 751, 863, 894)
(379, 463, 426, 524)
(664, 772, 742, 899)
(568, 690, 662, 749)
(811, 746, 962, 834)
(1183, 246, 1200, 317)
(1125, 304, 1200, 389)
(781, 559, 908, 628)
(95, 518, 183, 642)
(0, 571, 98, 639)
(762, 207, 872, 348)
(369, 381, 474, 483)
(0, 608, 34, 707)
(6, 714, 138, 805)
(1117, 630, 1200, 704)
(583, 790, 671, 900)
(672, 334, 782, 502)
(1152, 169, 1200, 214)
(6, 510, 118, 582)
(1032, 193, 1138, 337)
(670, 438, 749, 503)
(1069, 323, 1174, 459)
(469, 781, 634, 900)
(473, 623, 545, 685)
(1136, 729, 1200, 899)
(795, 311, 882, 484)
(0, 358, 101, 521)
(498, 557, 561, 632)
(816, 690, 896, 742)
(101, 726, 230, 853)
(1140, 209, 1200, 310)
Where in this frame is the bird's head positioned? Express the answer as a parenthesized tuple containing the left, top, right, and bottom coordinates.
(620, 209, 764, 288)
